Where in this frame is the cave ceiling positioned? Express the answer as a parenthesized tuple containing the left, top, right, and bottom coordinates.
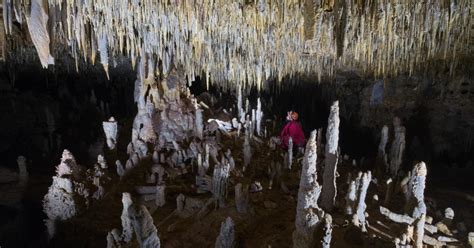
(1, 0, 472, 89)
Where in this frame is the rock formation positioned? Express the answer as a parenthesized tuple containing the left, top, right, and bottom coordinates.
(293, 130, 323, 248)
(321, 101, 340, 212)
(215, 217, 236, 248)
(103, 117, 118, 150)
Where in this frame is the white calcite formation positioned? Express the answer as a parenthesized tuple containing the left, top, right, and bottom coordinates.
(287, 137, 293, 169)
(26, 0, 54, 68)
(15, 0, 469, 90)
(128, 204, 161, 248)
(121, 193, 134, 243)
(256, 98, 263, 136)
(345, 179, 357, 215)
(215, 217, 236, 248)
(389, 117, 406, 176)
(321, 214, 333, 248)
(43, 150, 89, 239)
(321, 101, 340, 212)
(407, 162, 428, 248)
(212, 161, 231, 208)
(353, 171, 371, 232)
(103, 117, 118, 150)
(293, 130, 323, 248)
(379, 125, 389, 171)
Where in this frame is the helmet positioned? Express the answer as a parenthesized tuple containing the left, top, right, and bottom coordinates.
(291, 111, 299, 121)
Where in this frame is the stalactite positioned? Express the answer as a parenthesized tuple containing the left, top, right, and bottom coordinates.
(293, 130, 323, 248)
(321, 101, 340, 212)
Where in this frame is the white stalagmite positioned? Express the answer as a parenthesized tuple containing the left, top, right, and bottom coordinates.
(195, 104, 204, 140)
(243, 134, 251, 172)
(256, 98, 263, 136)
(407, 162, 428, 248)
(43, 150, 82, 239)
(212, 162, 231, 208)
(155, 185, 166, 207)
(321, 214, 333, 248)
(353, 171, 372, 232)
(128, 204, 161, 248)
(121, 192, 134, 243)
(345, 180, 357, 215)
(215, 217, 236, 248)
(103, 117, 118, 150)
(237, 85, 244, 123)
(287, 137, 293, 169)
(379, 125, 389, 156)
(389, 117, 406, 176)
(321, 101, 340, 212)
(293, 130, 323, 248)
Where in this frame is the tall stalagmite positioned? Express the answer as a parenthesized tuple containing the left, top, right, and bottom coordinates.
(293, 130, 323, 248)
(321, 101, 340, 212)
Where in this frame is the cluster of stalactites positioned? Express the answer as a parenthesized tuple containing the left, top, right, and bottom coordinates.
(4, 0, 471, 89)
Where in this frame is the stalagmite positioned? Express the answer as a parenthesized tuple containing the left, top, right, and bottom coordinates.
(345, 180, 357, 215)
(293, 130, 323, 248)
(353, 171, 371, 232)
(155, 185, 166, 207)
(43, 150, 84, 239)
(287, 137, 293, 169)
(215, 217, 236, 248)
(195, 106, 204, 140)
(128, 204, 161, 248)
(256, 98, 263, 136)
(321, 101, 340, 212)
(406, 162, 428, 248)
(321, 214, 333, 248)
(121, 193, 134, 243)
(389, 117, 406, 176)
(243, 135, 251, 172)
(237, 85, 244, 123)
(116, 160, 125, 178)
(212, 161, 230, 208)
(235, 183, 250, 214)
(103, 117, 118, 150)
(384, 178, 393, 206)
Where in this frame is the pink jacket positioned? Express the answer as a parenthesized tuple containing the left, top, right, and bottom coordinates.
(280, 121, 305, 149)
